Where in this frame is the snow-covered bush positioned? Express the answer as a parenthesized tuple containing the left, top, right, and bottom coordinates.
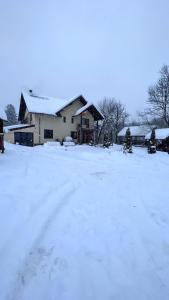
(64, 136, 73, 142)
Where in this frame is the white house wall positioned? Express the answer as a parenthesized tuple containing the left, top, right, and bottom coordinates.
(4, 100, 95, 145)
(34, 100, 95, 144)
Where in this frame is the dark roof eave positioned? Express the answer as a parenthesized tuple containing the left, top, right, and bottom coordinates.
(8, 124, 35, 131)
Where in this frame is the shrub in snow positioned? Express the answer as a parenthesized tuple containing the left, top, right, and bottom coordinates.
(103, 140, 111, 148)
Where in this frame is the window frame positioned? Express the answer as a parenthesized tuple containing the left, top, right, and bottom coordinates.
(82, 118, 89, 128)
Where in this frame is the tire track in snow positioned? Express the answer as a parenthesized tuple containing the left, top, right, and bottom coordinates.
(0, 180, 68, 257)
(5, 180, 81, 300)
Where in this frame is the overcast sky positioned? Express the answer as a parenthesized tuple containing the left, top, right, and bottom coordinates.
(0, 0, 169, 117)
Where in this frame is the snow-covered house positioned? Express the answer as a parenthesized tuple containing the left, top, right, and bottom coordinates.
(118, 125, 155, 145)
(4, 90, 103, 146)
(0, 106, 7, 152)
(145, 128, 169, 151)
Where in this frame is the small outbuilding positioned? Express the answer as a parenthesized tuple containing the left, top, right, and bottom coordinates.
(118, 125, 155, 146)
(0, 106, 7, 153)
(4, 124, 35, 146)
(145, 128, 169, 152)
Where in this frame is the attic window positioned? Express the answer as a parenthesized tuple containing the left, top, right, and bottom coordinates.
(71, 117, 74, 124)
(63, 116, 66, 123)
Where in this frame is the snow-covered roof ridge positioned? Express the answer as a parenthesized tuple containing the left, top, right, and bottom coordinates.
(145, 128, 169, 140)
(0, 106, 7, 121)
(74, 102, 93, 116)
(74, 102, 104, 119)
(118, 125, 155, 137)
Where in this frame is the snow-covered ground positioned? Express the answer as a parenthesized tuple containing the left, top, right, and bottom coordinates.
(0, 143, 169, 300)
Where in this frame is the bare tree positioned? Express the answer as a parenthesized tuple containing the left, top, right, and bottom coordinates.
(98, 98, 128, 143)
(147, 65, 169, 127)
(137, 110, 154, 126)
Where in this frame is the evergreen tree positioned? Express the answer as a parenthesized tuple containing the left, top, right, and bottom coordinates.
(124, 128, 133, 153)
(148, 128, 156, 153)
(150, 128, 156, 144)
(5, 104, 18, 125)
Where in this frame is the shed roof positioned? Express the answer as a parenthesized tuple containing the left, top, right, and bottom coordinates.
(4, 124, 32, 133)
(118, 125, 154, 137)
(145, 128, 169, 140)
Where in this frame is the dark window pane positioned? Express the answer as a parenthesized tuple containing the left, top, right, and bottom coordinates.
(44, 129, 53, 139)
(71, 131, 77, 139)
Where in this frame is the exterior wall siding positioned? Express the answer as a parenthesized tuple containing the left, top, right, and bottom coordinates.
(34, 100, 95, 144)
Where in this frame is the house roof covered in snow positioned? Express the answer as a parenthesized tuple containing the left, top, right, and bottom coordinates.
(18, 90, 87, 121)
(145, 128, 169, 140)
(4, 124, 34, 133)
(118, 125, 155, 137)
(21, 91, 84, 116)
(0, 106, 7, 121)
(18, 90, 103, 121)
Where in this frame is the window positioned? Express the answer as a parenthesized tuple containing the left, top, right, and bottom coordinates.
(82, 118, 89, 128)
(63, 116, 66, 123)
(71, 131, 77, 139)
(71, 117, 74, 124)
(30, 113, 32, 122)
(44, 129, 53, 139)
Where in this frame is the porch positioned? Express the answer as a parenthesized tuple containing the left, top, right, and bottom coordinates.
(77, 128, 94, 144)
